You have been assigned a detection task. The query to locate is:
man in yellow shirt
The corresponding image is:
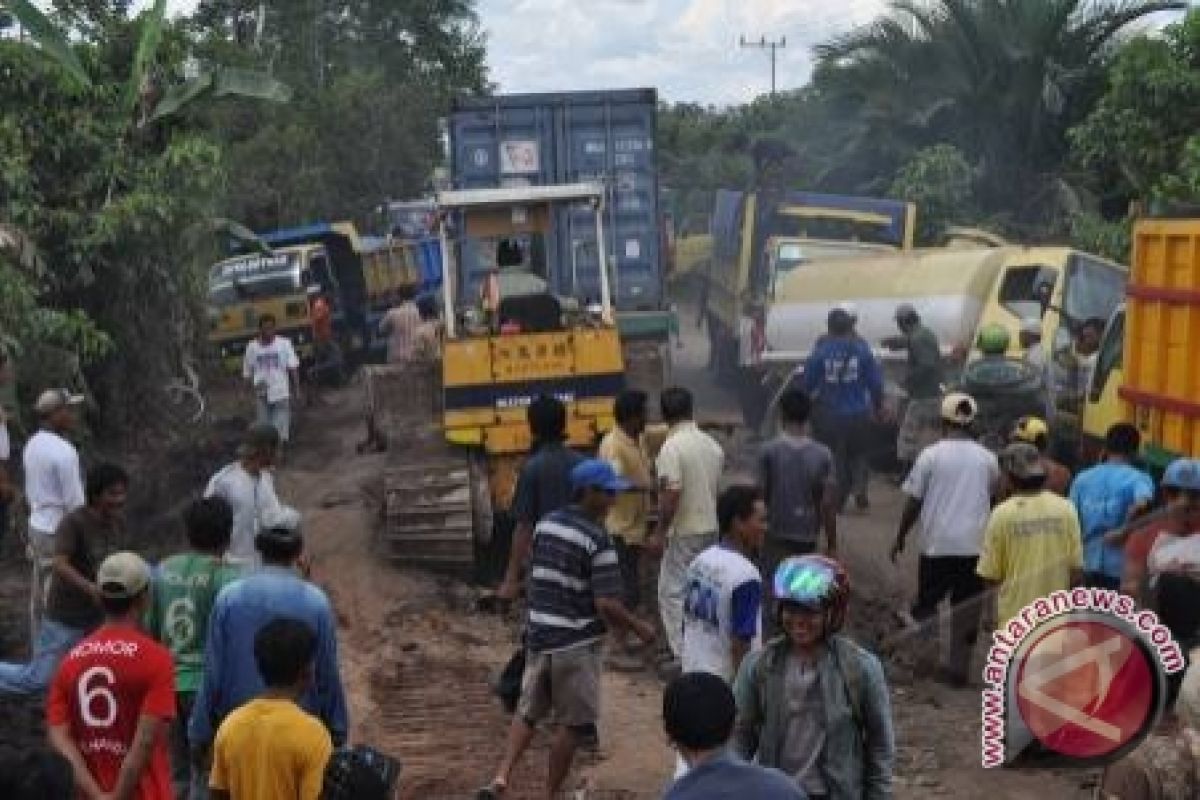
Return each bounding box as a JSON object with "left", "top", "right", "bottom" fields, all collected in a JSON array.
[
  {"left": 210, "top": 618, "right": 332, "bottom": 800},
  {"left": 598, "top": 390, "right": 654, "bottom": 613},
  {"left": 977, "top": 443, "right": 1084, "bottom": 629}
]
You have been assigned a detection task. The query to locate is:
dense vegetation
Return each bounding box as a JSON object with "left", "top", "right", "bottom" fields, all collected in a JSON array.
[
  {"left": 660, "top": 0, "right": 1198, "bottom": 258},
  {"left": 0, "top": 0, "right": 485, "bottom": 439}
]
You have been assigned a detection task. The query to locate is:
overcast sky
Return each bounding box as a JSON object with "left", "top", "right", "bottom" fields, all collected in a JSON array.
[{"left": 136, "top": 1, "right": 1192, "bottom": 106}]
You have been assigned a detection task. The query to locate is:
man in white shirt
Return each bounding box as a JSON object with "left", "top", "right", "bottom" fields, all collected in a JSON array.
[
  {"left": 242, "top": 314, "right": 301, "bottom": 447},
  {"left": 23, "top": 388, "right": 86, "bottom": 640},
  {"left": 682, "top": 484, "right": 767, "bottom": 683},
  {"left": 649, "top": 387, "right": 725, "bottom": 665},
  {"left": 205, "top": 424, "right": 287, "bottom": 566},
  {"left": 890, "top": 392, "right": 999, "bottom": 686}
]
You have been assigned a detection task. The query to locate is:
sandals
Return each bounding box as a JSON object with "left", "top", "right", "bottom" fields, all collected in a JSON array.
[{"left": 476, "top": 779, "right": 507, "bottom": 799}]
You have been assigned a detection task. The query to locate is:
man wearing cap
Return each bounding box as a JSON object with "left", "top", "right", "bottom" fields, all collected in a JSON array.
[
  {"left": 891, "top": 393, "right": 999, "bottom": 686},
  {"left": 478, "top": 459, "right": 656, "bottom": 800},
  {"left": 884, "top": 303, "right": 944, "bottom": 479},
  {"left": 189, "top": 508, "right": 348, "bottom": 773},
  {"left": 0, "top": 463, "right": 128, "bottom": 695},
  {"left": 23, "top": 387, "right": 87, "bottom": 640},
  {"left": 978, "top": 443, "right": 1084, "bottom": 630},
  {"left": 47, "top": 551, "right": 177, "bottom": 800},
  {"left": 204, "top": 423, "right": 287, "bottom": 567},
  {"left": 1005, "top": 416, "right": 1071, "bottom": 498}
]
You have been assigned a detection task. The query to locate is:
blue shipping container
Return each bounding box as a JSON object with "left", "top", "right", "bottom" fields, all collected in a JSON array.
[{"left": 449, "top": 89, "right": 662, "bottom": 314}]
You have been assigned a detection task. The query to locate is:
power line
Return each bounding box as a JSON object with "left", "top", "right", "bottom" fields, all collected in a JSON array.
[{"left": 739, "top": 34, "right": 787, "bottom": 97}]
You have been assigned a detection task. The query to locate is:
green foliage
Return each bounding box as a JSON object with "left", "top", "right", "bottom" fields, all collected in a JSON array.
[
  {"left": 1072, "top": 12, "right": 1200, "bottom": 210},
  {"left": 192, "top": 0, "right": 487, "bottom": 231},
  {"left": 4, "top": 0, "right": 92, "bottom": 86},
  {"left": 889, "top": 145, "right": 976, "bottom": 243},
  {"left": 1068, "top": 211, "right": 1132, "bottom": 262}
]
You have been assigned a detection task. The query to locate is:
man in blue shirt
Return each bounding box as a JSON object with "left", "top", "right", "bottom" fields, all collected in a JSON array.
[
  {"left": 188, "top": 508, "right": 348, "bottom": 769},
  {"left": 1069, "top": 423, "right": 1154, "bottom": 590},
  {"left": 803, "top": 307, "right": 885, "bottom": 514},
  {"left": 663, "top": 671, "right": 805, "bottom": 799}
]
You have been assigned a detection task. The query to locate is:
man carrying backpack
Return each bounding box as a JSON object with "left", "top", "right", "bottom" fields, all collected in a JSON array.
[{"left": 732, "top": 556, "right": 895, "bottom": 800}]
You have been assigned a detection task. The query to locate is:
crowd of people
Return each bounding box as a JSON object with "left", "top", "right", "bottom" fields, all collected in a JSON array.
[{"left": 0, "top": 294, "right": 1199, "bottom": 800}]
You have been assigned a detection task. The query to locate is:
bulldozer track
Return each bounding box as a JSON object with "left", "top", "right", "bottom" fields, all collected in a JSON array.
[{"left": 375, "top": 650, "right": 552, "bottom": 799}]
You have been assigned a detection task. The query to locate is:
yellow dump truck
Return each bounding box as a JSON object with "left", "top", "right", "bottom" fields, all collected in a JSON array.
[
  {"left": 1083, "top": 219, "right": 1200, "bottom": 469},
  {"left": 701, "top": 190, "right": 915, "bottom": 380},
  {"left": 208, "top": 222, "right": 434, "bottom": 370}
]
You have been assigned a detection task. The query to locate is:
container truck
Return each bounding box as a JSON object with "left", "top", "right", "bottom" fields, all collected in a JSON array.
[{"left": 447, "top": 89, "right": 671, "bottom": 393}]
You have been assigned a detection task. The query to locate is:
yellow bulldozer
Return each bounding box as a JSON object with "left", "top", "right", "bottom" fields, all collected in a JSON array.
[{"left": 365, "top": 183, "right": 628, "bottom": 573}]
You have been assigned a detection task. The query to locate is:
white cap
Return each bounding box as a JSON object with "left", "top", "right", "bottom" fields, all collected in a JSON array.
[
  {"left": 262, "top": 505, "right": 302, "bottom": 532},
  {"left": 940, "top": 392, "right": 978, "bottom": 425},
  {"left": 837, "top": 301, "right": 859, "bottom": 321},
  {"left": 1020, "top": 318, "right": 1042, "bottom": 336},
  {"left": 35, "top": 388, "right": 85, "bottom": 415}
]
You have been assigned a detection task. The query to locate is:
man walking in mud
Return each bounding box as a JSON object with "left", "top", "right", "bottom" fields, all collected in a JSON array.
[
  {"left": 478, "top": 460, "right": 656, "bottom": 799},
  {"left": 648, "top": 387, "right": 724, "bottom": 669},
  {"left": 884, "top": 303, "right": 943, "bottom": 481}
]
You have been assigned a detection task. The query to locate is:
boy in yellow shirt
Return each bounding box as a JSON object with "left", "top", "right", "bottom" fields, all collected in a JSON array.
[
  {"left": 977, "top": 443, "right": 1084, "bottom": 629},
  {"left": 210, "top": 618, "right": 332, "bottom": 800}
]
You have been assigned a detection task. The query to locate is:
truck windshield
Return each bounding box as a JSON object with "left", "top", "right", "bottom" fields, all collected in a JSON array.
[
  {"left": 208, "top": 253, "right": 303, "bottom": 308},
  {"left": 1065, "top": 254, "right": 1126, "bottom": 330}
]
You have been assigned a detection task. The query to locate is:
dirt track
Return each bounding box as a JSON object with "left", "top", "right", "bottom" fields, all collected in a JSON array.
[{"left": 274, "top": 308, "right": 1098, "bottom": 799}]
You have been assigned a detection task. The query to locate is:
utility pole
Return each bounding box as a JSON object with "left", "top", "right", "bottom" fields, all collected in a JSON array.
[{"left": 739, "top": 35, "right": 788, "bottom": 97}]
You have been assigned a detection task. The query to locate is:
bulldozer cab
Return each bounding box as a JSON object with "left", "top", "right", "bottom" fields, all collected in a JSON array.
[{"left": 435, "top": 183, "right": 625, "bottom": 457}]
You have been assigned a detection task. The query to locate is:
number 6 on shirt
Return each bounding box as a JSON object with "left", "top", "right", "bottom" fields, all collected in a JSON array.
[{"left": 78, "top": 666, "right": 118, "bottom": 728}]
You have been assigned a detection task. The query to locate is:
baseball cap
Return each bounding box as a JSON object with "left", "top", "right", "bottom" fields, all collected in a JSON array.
[
  {"left": 837, "top": 301, "right": 859, "bottom": 321},
  {"left": 1001, "top": 442, "right": 1047, "bottom": 479},
  {"left": 1163, "top": 458, "right": 1200, "bottom": 492},
  {"left": 940, "top": 392, "right": 978, "bottom": 425},
  {"left": 96, "top": 552, "right": 151, "bottom": 599},
  {"left": 1012, "top": 416, "right": 1049, "bottom": 444},
  {"left": 570, "top": 458, "right": 633, "bottom": 493},
  {"left": 35, "top": 388, "right": 85, "bottom": 415},
  {"left": 1020, "top": 318, "right": 1042, "bottom": 336}
]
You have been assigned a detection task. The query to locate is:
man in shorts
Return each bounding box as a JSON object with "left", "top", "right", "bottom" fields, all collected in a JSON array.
[{"left": 478, "top": 460, "right": 656, "bottom": 799}]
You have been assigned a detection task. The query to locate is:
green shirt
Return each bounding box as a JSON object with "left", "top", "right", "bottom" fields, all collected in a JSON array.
[
  {"left": 148, "top": 553, "right": 243, "bottom": 694},
  {"left": 905, "top": 325, "right": 943, "bottom": 399}
]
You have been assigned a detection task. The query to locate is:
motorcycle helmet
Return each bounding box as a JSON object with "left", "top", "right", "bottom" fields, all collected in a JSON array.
[{"left": 773, "top": 555, "right": 851, "bottom": 634}]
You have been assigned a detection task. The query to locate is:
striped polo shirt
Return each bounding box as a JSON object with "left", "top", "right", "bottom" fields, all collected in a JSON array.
[{"left": 526, "top": 506, "right": 624, "bottom": 653}]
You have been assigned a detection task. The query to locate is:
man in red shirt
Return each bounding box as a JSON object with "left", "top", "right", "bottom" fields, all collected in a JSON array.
[{"left": 47, "top": 552, "right": 176, "bottom": 800}]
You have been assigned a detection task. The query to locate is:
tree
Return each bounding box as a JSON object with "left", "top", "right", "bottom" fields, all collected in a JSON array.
[
  {"left": 815, "top": 0, "right": 1183, "bottom": 222},
  {"left": 0, "top": 1, "right": 287, "bottom": 438},
  {"left": 1071, "top": 11, "right": 1200, "bottom": 208},
  {"left": 889, "top": 144, "right": 978, "bottom": 243}
]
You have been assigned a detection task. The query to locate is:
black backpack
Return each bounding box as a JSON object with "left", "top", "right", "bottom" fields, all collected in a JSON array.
[{"left": 322, "top": 746, "right": 401, "bottom": 800}]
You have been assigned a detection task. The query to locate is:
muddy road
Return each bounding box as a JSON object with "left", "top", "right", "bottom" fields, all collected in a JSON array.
[{"left": 275, "top": 309, "right": 1095, "bottom": 799}]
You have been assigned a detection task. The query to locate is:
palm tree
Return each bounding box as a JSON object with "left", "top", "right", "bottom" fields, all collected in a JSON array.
[{"left": 815, "top": 0, "right": 1184, "bottom": 221}]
